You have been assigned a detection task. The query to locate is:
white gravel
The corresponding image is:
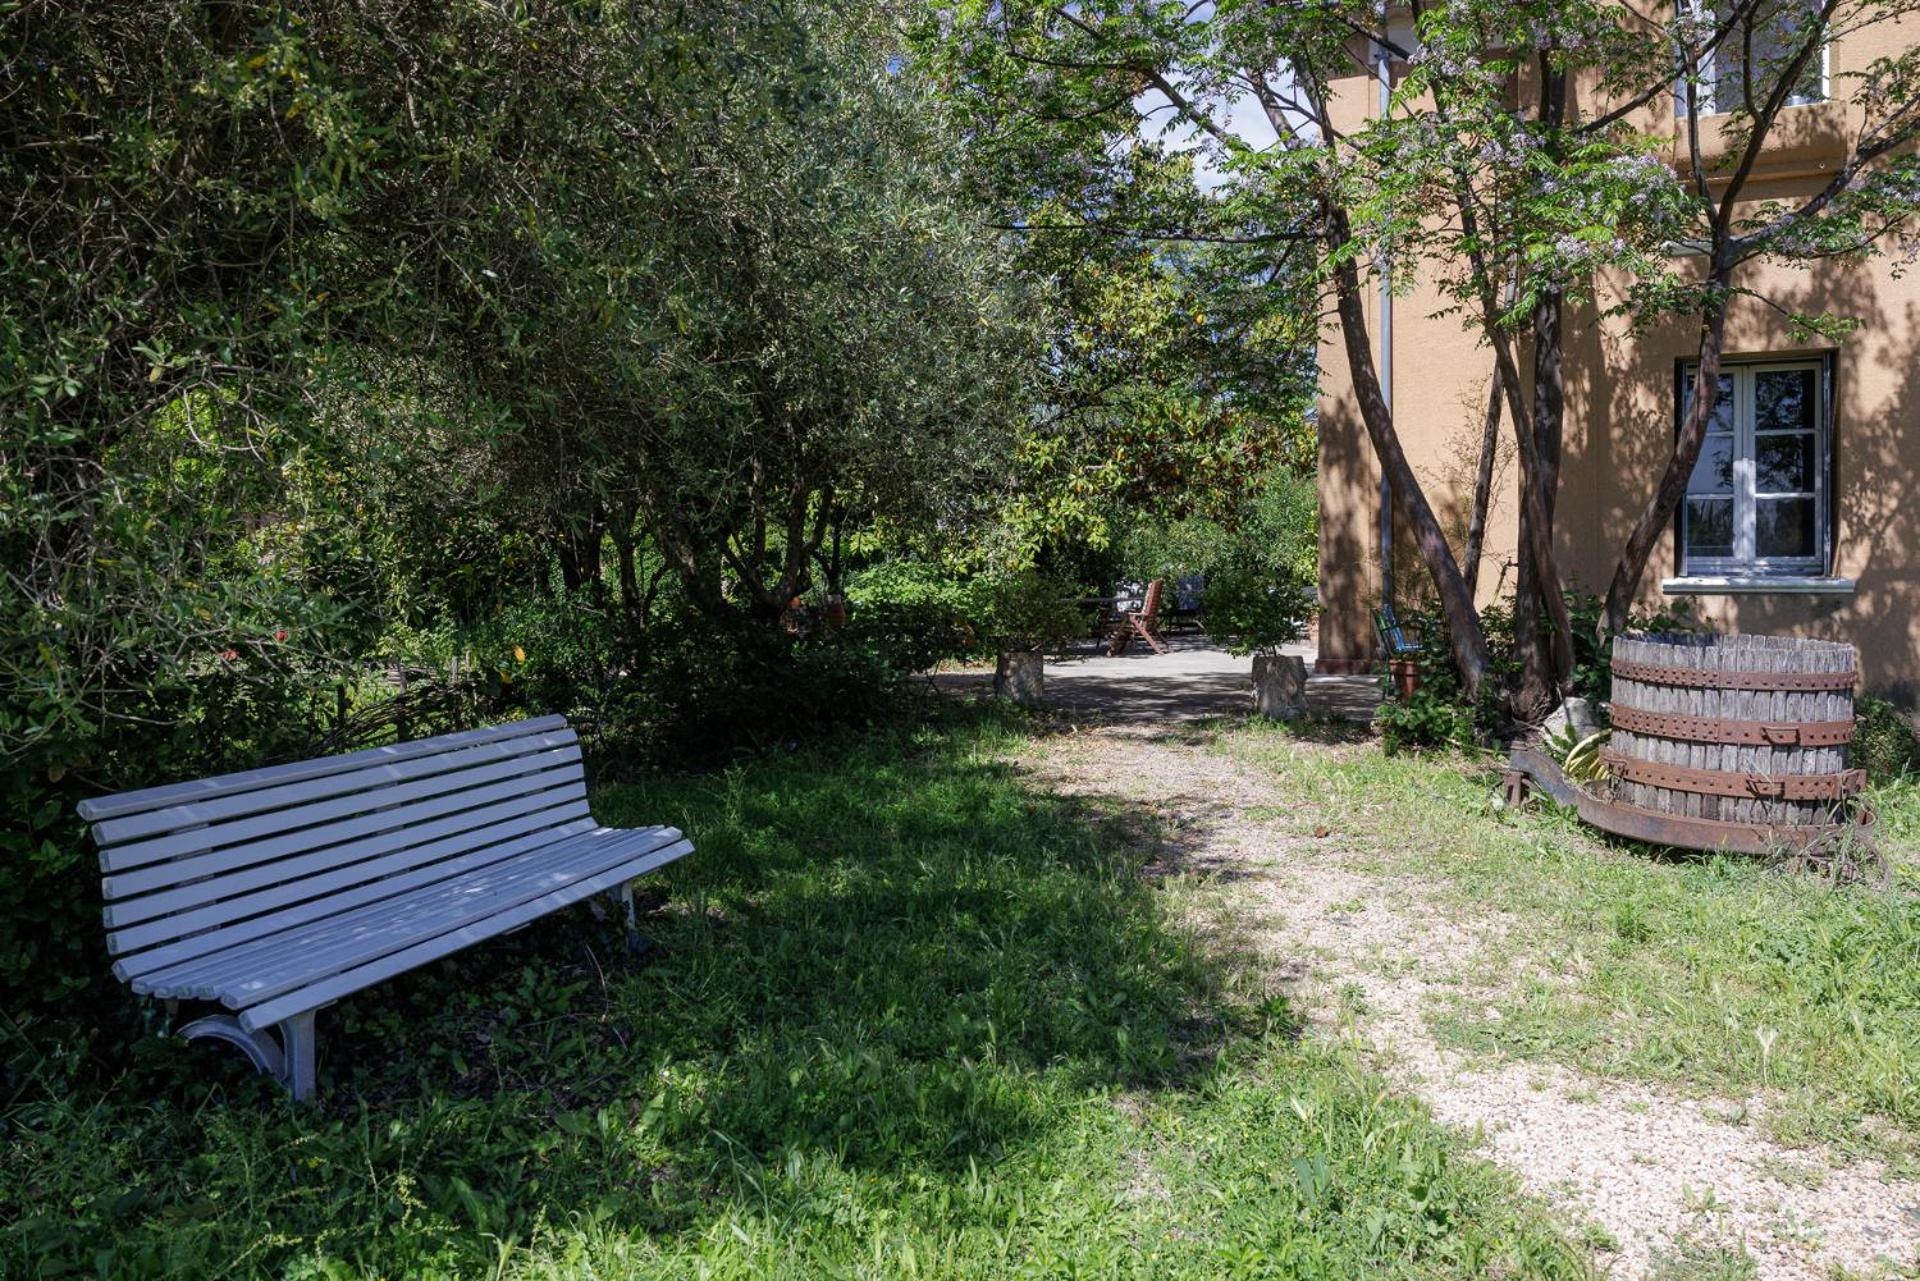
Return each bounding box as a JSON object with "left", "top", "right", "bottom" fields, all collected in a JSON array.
[{"left": 1022, "top": 724, "right": 1920, "bottom": 1280}]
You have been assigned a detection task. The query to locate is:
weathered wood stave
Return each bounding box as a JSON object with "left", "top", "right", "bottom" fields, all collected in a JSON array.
[{"left": 1606, "top": 633, "right": 1858, "bottom": 828}]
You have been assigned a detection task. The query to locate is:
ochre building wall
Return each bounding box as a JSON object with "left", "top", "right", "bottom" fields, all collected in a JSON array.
[{"left": 1315, "top": 23, "right": 1920, "bottom": 700}]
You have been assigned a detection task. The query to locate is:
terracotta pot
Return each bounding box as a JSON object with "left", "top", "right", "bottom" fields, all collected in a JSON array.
[{"left": 1389, "top": 657, "right": 1421, "bottom": 700}]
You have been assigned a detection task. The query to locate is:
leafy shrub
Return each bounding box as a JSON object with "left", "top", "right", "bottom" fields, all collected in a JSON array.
[
  {"left": 967, "top": 568, "right": 1086, "bottom": 654},
  {"left": 1854, "top": 696, "right": 1920, "bottom": 781},
  {"left": 1118, "top": 516, "right": 1230, "bottom": 586},
  {"left": 844, "top": 560, "right": 976, "bottom": 672},
  {"left": 1381, "top": 589, "right": 1700, "bottom": 750},
  {"left": 1203, "top": 552, "right": 1313, "bottom": 658},
  {"left": 610, "top": 613, "right": 924, "bottom": 770},
  {"left": 1376, "top": 686, "right": 1480, "bottom": 754},
  {"left": 1565, "top": 593, "right": 1697, "bottom": 709}
]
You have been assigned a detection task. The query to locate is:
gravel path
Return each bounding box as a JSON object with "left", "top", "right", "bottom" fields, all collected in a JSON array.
[{"left": 1023, "top": 724, "right": 1920, "bottom": 1280}]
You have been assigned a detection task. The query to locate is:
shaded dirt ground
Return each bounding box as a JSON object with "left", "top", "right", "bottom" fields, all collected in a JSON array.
[{"left": 1015, "top": 720, "right": 1920, "bottom": 1281}]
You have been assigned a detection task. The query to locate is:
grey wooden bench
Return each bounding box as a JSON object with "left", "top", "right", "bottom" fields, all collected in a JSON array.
[{"left": 79, "top": 715, "right": 691, "bottom": 1100}]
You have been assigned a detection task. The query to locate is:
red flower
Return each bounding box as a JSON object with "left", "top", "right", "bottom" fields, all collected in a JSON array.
[{"left": 274, "top": 629, "right": 288, "bottom": 642}]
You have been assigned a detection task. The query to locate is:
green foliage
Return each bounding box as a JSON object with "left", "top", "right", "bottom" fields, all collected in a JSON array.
[
  {"left": 1377, "top": 689, "right": 1483, "bottom": 756},
  {"left": 914, "top": 13, "right": 1317, "bottom": 559},
  {"left": 1564, "top": 595, "right": 1698, "bottom": 711},
  {"left": 1119, "top": 516, "right": 1233, "bottom": 587},
  {"left": 1117, "top": 469, "right": 1317, "bottom": 658},
  {"left": 1204, "top": 555, "right": 1314, "bottom": 659},
  {"left": 968, "top": 568, "right": 1088, "bottom": 653},
  {"left": 1380, "top": 590, "right": 1700, "bottom": 750},
  {"left": 1855, "top": 697, "right": 1920, "bottom": 782},
  {"left": 0, "top": 1, "right": 1038, "bottom": 1022},
  {"left": 1, "top": 715, "right": 1586, "bottom": 1279},
  {"left": 843, "top": 560, "right": 978, "bottom": 674}
]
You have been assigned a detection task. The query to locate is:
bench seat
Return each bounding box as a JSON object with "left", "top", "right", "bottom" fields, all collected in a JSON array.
[{"left": 80, "top": 715, "right": 691, "bottom": 1098}]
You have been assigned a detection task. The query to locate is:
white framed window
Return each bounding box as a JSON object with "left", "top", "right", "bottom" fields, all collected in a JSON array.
[
  {"left": 1683, "top": 0, "right": 1828, "bottom": 117},
  {"left": 1680, "top": 358, "right": 1832, "bottom": 578}
]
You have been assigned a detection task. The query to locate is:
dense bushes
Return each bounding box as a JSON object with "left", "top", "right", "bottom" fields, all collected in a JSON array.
[
  {"left": 0, "top": 2, "right": 1038, "bottom": 1044},
  {"left": 1375, "top": 591, "right": 1696, "bottom": 753}
]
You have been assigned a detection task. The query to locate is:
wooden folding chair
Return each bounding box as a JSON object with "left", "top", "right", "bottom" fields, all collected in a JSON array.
[{"left": 1107, "top": 578, "right": 1170, "bottom": 656}]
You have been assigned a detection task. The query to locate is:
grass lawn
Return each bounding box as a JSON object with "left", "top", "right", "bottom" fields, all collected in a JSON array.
[
  {"left": 1220, "top": 720, "right": 1920, "bottom": 1170},
  {"left": 1, "top": 707, "right": 1589, "bottom": 1279}
]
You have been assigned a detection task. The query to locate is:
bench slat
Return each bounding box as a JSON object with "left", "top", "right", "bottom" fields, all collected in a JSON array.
[
  {"left": 234, "top": 836, "right": 692, "bottom": 1033},
  {"left": 103, "top": 776, "right": 585, "bottom": 925},
  {"left": 113, "top": 815, "right": 601, "bottom": 982},
  {"left": 140, "top": 826, "right": 684, "bottom": 1005},
  {"left": 164, "top": 827, "right": 683, "bottom": 1006},
  {"left": 159, "top": 826, "right": 683, "bottom": 1003},
  {"left": 101, "top": 745, "right": 583, "bottom": 875},
  {"left": 90, "top": 728, "right": 579, "bottom": 848},
  {"left": 106, "top": 799, "right": 595, "bottom": 962},
  {"left": 78, "top": 716, "right": 570, "bottom": 823},
  {"left": 102, "top": 753, "right": 582, "bottom": 897}
]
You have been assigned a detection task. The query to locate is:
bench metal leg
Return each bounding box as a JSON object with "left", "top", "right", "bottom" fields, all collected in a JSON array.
[
  {"left": 277, "top": 1011, "right": 318, "bottom": 1101},
  {"left": 179, "top": 1014, "right": 285, "bottom": 1082},
  {"left": 608, "top": 878, "right": 655, "bottom": 957},
  {"left": 178, "top": 1010, "right": 318, "bottom": 1100}
]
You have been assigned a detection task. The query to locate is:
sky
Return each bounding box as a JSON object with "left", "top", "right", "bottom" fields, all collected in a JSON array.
[{"left": 1133, "top": 85, "right": 1283, "bottom": 190}]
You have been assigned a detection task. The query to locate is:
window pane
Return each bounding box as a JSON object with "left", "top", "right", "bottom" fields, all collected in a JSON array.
[
  {"left": 1756, "top": 497, "right": 1816, "bottom": 559},
  {"left": 1754, "top": 368, "right": 1817, "bottom": 433},
  {"left": 1756, "top": 432, "right": 1815, "bottom": 493},
  {"left": 1688, "top": 435, "right": 1736, "bottom": 494},
  {"left": 1681, "top": 370, "right": 1734, "bottom": 433},
  {"left": 1712, "top": 0, "right": 1824, "bottom": 110},
  {"left": 1686, "top": 497, "right": 1735, "bottom": 558}
]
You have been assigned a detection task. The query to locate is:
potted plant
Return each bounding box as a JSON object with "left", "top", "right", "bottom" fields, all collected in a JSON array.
[
  {"left": 1203, "top": 552, "right": 1314, "bottom": 719},
  {"left": 971, "top": 568, "right": 1084, "bottom": 706}
]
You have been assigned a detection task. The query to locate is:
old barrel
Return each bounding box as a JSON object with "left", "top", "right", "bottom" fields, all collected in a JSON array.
[{"left": 1605, "top": 633, "right": 1861, "bottom": 827}]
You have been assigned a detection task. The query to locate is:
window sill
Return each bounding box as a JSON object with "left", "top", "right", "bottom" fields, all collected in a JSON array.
[{"left": 1661, "top": 575, "right": 1855, "bottom": 596}]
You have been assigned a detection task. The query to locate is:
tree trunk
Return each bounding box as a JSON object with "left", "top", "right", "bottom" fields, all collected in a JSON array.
[
  {"left": 1603, "top": 289, "right": 1732, "bottom": 633},
  {"left": 1509, "top": 283, "right": 1571, "bottom": 721},
  {"left": 555, "top": 507, "right": 604, "bottom": 596},
  {"left": 1462, "top": 368, "right": 1502, "bottom": 598},
  {"left": 610, "top": 510, "right": 642, "bottom": 625},
  {"left": 1323, "top": 203, "right": 1491, "bottom": 697}
]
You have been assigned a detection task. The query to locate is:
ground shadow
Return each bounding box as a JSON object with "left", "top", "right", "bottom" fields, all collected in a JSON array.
[{"left": 6, "top": 709, "right": 1294, "bottom": 1276}]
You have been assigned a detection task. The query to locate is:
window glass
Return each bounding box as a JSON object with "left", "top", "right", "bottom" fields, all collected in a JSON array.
[
  {"left": 1756, "top": 497, "right": 1817, "bottom": 558},
  {"left": 1679, "top": 360, "right": 1828, "bottom": 576},
  {"left": 1687, "top": 498, "right": 1736, "bottom": 557},
  {"left": 1754, "top": 367, "right": 1816, "bottom": 432},
  {"left": 1756, "top": 433, "right": 1814, "bottom": 492},
  {"left": 1705, "top": 0, "right": 1824, "bottom": 113}
]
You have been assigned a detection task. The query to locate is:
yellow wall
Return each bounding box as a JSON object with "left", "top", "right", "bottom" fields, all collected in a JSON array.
[{"left": 1315, "top": 25, "right": 1920, "bottom": 699}]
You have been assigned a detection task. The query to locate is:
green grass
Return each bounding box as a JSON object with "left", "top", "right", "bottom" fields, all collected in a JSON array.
[
  {"left": 1220, "top": 721, "right": 1920, "bottom": 1164},
  {"left": 1, "top": 709, "right": 1587, "bottom": 1279}
]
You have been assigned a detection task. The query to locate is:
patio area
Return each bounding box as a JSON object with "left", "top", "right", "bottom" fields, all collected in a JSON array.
[{"left": 933, "top": 633, "right": 1381, "bottom": 725}]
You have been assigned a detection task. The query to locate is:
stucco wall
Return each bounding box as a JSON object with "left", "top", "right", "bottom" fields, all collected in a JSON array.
[{"left": 1315, "top": 28, "right": 1920, "bottom": 699}]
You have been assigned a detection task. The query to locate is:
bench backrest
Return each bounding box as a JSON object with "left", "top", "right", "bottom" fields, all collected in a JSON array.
[
  {"left": 79, "top": 716, "right": 591, "bottom": 985},
  {"left": 1374, "top": 605, "right": 1422, "bottom": 657}
]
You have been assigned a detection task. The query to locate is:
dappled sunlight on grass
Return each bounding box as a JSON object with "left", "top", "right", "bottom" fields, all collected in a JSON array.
[{"left": 2, "top": 711, "right": 1589, "bottom": 1278}]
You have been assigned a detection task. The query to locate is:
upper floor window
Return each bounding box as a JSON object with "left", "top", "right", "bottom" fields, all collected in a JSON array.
[
  {"left": 1686, "top": 0, "right": 1827, "bottom": 116},
  {"left": 1681, "top": 358, "right": 1831, "bottom": 577}
]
